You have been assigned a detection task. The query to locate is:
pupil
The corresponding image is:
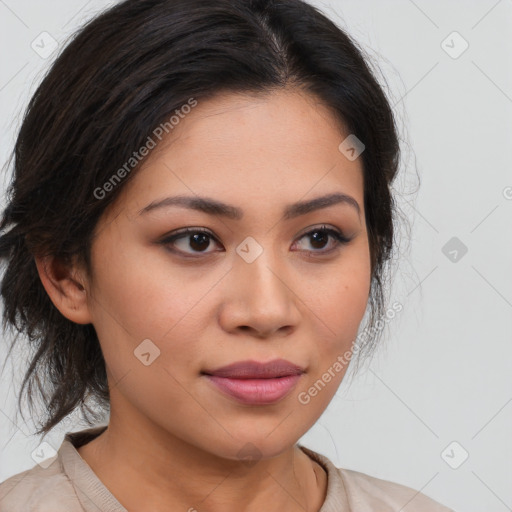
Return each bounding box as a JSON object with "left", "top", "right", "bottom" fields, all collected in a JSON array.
[
  {"left": 310, "top": 231, "right": 327, "bottom": 249},
  {"left": 190, "top": 233, "right": 210, "bottom": 251}
]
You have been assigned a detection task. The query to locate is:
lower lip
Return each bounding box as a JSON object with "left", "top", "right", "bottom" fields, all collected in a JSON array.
[{"left": 204, "top": 374, "right": 302, "bottom": 405}]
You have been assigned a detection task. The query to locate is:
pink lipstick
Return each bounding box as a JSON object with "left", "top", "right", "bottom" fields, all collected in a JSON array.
[{"left": 202, "top": 359, "right": 305, "bottom": 405}]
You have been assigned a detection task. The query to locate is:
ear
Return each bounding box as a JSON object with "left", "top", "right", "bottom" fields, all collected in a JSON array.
[{"left": 34, "top": 254, "right": 93, "bottom": 325}]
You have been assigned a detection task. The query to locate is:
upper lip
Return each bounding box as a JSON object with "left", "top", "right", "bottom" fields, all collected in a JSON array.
[{"left": 202, "top": 359, "right": 305, "bottom": 379}]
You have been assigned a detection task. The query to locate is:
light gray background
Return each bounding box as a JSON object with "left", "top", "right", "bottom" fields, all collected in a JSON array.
[{"left": 0, "top": 1, "right": 511, "bottom": 511}]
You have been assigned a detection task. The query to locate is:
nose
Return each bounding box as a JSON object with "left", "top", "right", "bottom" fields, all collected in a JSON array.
[{"left": 218, "top": 247, "right": 301, "bottom": 339}]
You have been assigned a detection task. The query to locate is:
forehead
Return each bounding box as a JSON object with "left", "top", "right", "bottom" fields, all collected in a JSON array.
[{"left": 104, "top": 89, "right": 365, "bottom": 223}]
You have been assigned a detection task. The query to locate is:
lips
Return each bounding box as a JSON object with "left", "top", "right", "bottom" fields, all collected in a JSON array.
[
  {"left": 202, "top": 358, "right": 305, "bottom": 379},
  {"left": 202, "top": 359, "right": 305, "bottom": 405}
]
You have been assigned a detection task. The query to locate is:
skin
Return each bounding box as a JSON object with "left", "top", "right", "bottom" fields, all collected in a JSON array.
[{"left": 35, "top": 88, "right": 371, "bottom": 512}]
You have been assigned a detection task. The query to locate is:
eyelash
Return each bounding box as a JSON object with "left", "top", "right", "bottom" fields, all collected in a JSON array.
[{"left": 159, "top": 225, "right": 353, "bottom": 258}]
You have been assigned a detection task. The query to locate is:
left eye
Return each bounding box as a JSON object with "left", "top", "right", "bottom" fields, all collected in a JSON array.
[
  {"left": 160, "top": 225, "right": 351, "bottom": 257},
  {"left": 293, "top": 225, "right": 352, "bottom": 253}
]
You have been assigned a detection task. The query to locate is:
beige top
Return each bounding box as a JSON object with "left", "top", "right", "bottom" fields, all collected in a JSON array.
[{"left": 0, "top": 425, "right": 454, "bottom": 511}]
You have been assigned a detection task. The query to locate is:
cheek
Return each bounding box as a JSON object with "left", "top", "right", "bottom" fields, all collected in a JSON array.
[
  {"left": 321, "top": 275, "right": 371, "bottom": 341},
  {"left": 88, "top": 239, "right": 214, "bottom": 341},
  {"left": 86, "top": 246, "right": 211, "bottom": 417},
  {"left": 293, "top": 253, "right": 371, "bottom": 406},
  {"left": 302, "top": 250, "right": 371, "bottom": 343},
  {"left": 87, "top": 241, "right": 230, "bottom": 391}
]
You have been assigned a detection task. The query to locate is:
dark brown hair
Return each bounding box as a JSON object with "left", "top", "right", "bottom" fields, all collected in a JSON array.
[{"left": 0, "top": 0, "right": 402, "bottom": 436}]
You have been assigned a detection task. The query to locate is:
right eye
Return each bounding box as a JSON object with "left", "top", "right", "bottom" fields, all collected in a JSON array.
[{"left": 159, "top": 227, "right": 223, "bottom": 257}]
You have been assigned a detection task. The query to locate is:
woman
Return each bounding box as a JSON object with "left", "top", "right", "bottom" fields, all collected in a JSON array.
[{"left": 0, "top": 0, "right": 454, "bottom": 510}]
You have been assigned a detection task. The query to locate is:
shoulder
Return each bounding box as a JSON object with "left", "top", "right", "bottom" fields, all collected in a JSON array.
[
  {"left": 0, "top": 460, "right": 83, "bottom": 512},
  {"left": 299, "top": 445, "right": 455, "bottom": 512},
  {"left": 338, "top": 467, "right": 455, "bottom": 512}
]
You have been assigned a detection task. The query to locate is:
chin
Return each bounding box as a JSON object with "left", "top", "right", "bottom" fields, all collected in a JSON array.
[{"left": 206, "top": 431, "right": 299, "bottom": 464}]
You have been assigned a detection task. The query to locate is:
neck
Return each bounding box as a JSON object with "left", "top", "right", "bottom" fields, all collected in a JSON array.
[{"left": 77, "top": 413, "right": 327, "bottom": 512}]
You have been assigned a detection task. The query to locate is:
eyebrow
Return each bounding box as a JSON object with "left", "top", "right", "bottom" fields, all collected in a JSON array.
[{"left": 138, "top": 192, "right": 361, "bottom": 220}]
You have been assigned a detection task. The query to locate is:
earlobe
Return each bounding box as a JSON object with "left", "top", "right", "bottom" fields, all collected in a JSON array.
[{"left": 34, "top": 254, "right": 93, "bottom": 325}]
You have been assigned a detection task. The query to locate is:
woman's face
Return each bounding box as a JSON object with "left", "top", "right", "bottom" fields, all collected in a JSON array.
[{"left": 84, "top": 89, "right": 371, "bottom": 460}]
